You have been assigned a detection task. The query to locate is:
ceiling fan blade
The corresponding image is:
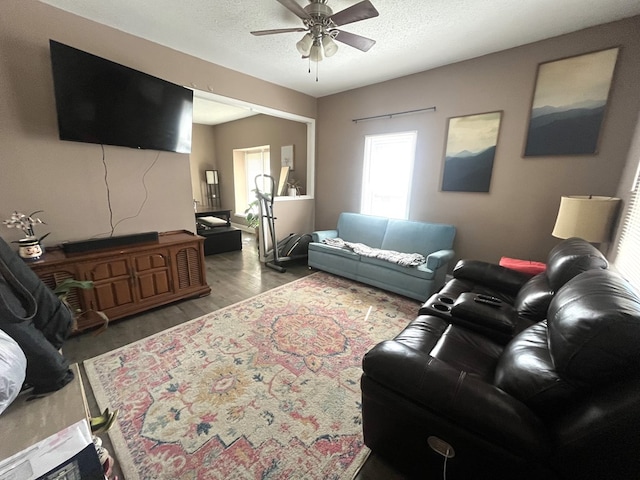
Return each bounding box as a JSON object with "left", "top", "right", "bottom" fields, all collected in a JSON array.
[
  {"left": 330, "top": 0, "right": 379, "bottom": 27},
  {"left": 251, "top": 27, "right": 308, "bottom": 36},
  {"left": 276, "top": 0, "right": 311, "bottom": 20},
  {"left": 334, "top": 30, "right": 376, "bottom": 52}
]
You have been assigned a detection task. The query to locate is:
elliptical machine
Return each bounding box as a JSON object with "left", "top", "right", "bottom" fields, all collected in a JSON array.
[{"left": 254, "top": 174, "right": 311, "bottom": 273}]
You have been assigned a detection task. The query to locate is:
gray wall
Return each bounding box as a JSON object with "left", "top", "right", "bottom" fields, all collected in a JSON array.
[
  {"left": 0, "top": 1, "right": 316, "bottom": 245},
  {"left": 211, "top": 114, "right": 308, "bottom": 224},
  {"left": 2, "top": 1, "right": 639, "bottom": 266},
  {"left": 191, "top": 124, "right": 217, "bottom": 206},
  {"left": 316, "top": 16, "right": 640, "bottom": 263}
]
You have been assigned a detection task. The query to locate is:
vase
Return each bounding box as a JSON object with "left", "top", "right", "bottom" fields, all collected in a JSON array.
[{"left": 18, "top": 237, "right": 44, "bottom": 261}]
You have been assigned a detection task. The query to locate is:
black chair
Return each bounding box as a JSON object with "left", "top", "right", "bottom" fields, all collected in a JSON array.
[
  {"left": 419, "top": 237, "right": 608, "bottom": 343},
  {"left": 361, "top": 268, "right": 640, "bottom": 479}
]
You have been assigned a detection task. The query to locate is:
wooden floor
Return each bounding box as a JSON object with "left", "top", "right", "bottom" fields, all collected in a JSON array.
[{"left": 64, "top": 231, "right": 407, "bottom": 480}]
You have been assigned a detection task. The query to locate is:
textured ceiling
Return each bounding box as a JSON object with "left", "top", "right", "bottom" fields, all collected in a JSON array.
[{"left": 41, "top": 0, "right": 640, "bottom": 98}]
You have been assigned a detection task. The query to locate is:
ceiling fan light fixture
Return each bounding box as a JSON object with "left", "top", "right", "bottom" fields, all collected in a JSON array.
[
  {"left": 309, "top": 42, "right": 324, "bottom": 62},
  {"left": 322, "top": 36, "right": 338, "bottom": 57},
  {"left": 296, "top": 33, "right": 313, "bottom": 56}
]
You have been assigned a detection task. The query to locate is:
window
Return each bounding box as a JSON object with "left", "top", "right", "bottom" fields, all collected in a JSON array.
[
  {"left": 361, "top": 131, "right": 417, "bottom": 219},
  {"left": 233, "top": 146, "right": 270, "bottom": 215},
  {"left": 614, "top": 162, "right": 640, "bottom": 293}
]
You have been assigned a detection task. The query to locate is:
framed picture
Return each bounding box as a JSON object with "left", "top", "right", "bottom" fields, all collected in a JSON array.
[
  {"left": 281, "top": 145, "right": 294, "bottom": 171},
  {"left": 441, "top": 111, "right": 502, "bottom": 193},
  {"left": 524, "top": 47, "right": 619, "bottom": 156}
]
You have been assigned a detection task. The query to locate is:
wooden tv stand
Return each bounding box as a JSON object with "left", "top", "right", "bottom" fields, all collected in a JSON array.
[{"left": 29, "top": 230, "right": 211, "bottom": 333}]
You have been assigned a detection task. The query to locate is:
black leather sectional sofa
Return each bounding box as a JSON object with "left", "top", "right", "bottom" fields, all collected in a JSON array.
[{"left": 361, "top": 238, "right": 640, "bottom": 479}]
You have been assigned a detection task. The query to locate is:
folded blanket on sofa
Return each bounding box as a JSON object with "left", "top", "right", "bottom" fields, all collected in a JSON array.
[{"left": 322, "top": 237, "right": 426, "bottom": 267}]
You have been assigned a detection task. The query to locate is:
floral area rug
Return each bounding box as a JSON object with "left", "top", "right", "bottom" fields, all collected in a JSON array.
[{"left": 84, "top": 272, "right": 419, "bottom": 480}]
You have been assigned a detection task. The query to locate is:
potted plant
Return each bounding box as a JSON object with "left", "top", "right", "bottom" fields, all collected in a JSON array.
[
  {"left": 244, "top": 189, "right": 270, "bottom": 250},
  {"left": 53, "top": 278, "right": 109, "bottom": 334},
  {"left": 244, "top": 190, "right": 262, "bottom": 249},
  {"left": 286, "top": 178, "right": 302, "bottom": 197},
  {"left": 3, "top": 210, "right": 51, "bottom": 260},
  {"left": 244, "top": 197, "right": 261, "bottom": 231}
]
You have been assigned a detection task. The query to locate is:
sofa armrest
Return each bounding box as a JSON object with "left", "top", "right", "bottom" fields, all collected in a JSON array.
[
  {"left": 453, "top": 259, "right": 533, "bottom": 296},
  {"left": 363, "top": 340, "right": 550, "bottom": 458},
  {"left": 426, "top": 249, "right": 455, "bottom": 270},
  {"left": 450, "top": 293, "right": 517, "bottom": 334},
  {"left": 311, "top": 229, "right": 338, "bottom": 243}
]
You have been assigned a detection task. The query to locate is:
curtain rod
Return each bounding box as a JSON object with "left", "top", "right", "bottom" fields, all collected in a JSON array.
[{"left": 352, "top": 106, "right": 436, "bottom": 123}]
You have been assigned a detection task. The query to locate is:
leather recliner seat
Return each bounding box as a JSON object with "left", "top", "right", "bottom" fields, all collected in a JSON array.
[
  {"left": 361, "top": 268, "right": 640, "bottom": 479},
  {"left": 419, "top": 237, "right": 608, "bottom": 342}
]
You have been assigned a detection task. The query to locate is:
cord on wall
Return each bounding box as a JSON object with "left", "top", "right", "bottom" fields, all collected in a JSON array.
[
  {"left": 95, "top": 145, "right": 160, "bottom": 238},
  {"left": 100, "top": 144, "right": 115, "bottom": 236}
]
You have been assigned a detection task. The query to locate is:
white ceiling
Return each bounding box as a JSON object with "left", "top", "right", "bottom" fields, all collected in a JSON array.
[
  {"left": 41, "top": 0, "right": 640, "bottom": 100},
  {"left": 192, "top": 93, "right": 258, "bottom": 125}
]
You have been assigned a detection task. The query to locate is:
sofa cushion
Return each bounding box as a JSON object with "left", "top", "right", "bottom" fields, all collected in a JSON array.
[
  {"left": 513, "top": 274, "right": 554, "bottom": 322},
  {"left": 494, "top": 322, "right": 576, "bottom": 414},
  {"left": 545, "top": 237, "right": 607, "bottom": 292},
  {"left": 547, "top": 269, "right": 640, "bottom": 387},
  {"left": 337, "top": 212, "right": 388, "bottom": 247},
  {"left": 430, "top": 324, "right": 504, "bottom": 382},
  {"left": 381, "top": 219, "right": 456, "bottom": 256},
  {"left": 393, "top": 315, "right": 449, "bottom": 355},
  {"left": 439, "top": 277, "right": 518, "bottom": 305},
  {"left": 308, "top": 242, "right": 361, "bottom": 261},
  {"left": 359, "top": 256, "right": 435, "bottom": 279},
  {"left": 453, "top": 260, "right": 532, "bottom": 297}
]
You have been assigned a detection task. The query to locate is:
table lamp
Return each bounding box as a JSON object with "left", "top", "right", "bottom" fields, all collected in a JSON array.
[
  {"left": 552, "top": 195, "right": 621, "bottom": 243},
  {"left": 205, "top": 170, "right": 220, "bottom": 208}
]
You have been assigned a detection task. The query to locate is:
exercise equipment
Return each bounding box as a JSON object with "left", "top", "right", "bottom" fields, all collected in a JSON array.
[{"left": 254, "top": 174, "right": 311, "bottom": 273}]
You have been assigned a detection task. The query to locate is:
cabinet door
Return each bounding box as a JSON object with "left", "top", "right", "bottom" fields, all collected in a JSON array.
[
  {"left": 172, "top": 243, "right": 206, "bottom": 292},
  {"left": 30, "top": 263, "right": 109, "bottom": 332},
  {"left": 79, "top": 256, "right": 136, "bottom": 316},
  {"left": 30, "top": 264, "right": 85, "bottom": 320},
  {"left": 131, "top": 250, "right": 173, "bottom": 302}
]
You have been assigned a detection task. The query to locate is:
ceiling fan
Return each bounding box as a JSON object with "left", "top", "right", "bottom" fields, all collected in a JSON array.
[{"left": 251, "top": 0, "right": 379, "bottom": 62}]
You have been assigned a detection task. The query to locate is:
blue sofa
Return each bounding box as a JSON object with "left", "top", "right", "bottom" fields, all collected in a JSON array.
[{"left": 308, "top": 213, "right": 456, "bottom": 301}]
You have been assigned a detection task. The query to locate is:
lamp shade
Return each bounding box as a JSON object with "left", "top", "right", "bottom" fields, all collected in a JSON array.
[
  {"left": 296, "top": 33, "right": 313, "bottom": 56},
  {"left": 552, "top": 195, "right": 621, "bottom": 243},
  {"left": 322, "top": 36, "right": 338, "bottom": 57},
  {"left": 205, "top": 170, "right": 218, "bottom": 185},
  {"left": 309, "top": 42, "right": 324, "bottom": 62}
]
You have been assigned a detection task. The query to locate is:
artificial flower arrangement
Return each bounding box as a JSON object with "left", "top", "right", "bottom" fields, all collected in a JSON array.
[
  {"left": 3, "top": 210, "right": 50, "bottom": 242},
  {"left": 286, "top": 178, "right": 302, "bottom": 196}
]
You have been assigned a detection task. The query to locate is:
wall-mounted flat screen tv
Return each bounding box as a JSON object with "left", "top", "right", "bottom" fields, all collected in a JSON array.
[{"left": 49, "top": 40, "right": 193, "bottom": 154}]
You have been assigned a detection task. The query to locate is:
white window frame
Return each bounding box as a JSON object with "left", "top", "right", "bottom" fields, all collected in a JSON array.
[
  {"left": 233, "top": 145, "right": 270, "bottom": 217},
  {"left": 361, "top": 131, "right": 417, "bottom": 220},
  {"left": 614, "top": 161, "right": 640, "bottom": 293}
]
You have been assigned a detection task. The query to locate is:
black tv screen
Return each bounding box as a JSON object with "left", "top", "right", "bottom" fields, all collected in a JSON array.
[{"left": 49, "top": 40, "right": 192, "bottom": 154}]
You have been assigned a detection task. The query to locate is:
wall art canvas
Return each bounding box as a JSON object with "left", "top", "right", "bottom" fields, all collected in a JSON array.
[
  {"left": 524, "top": 47, "right": 619, "bottom": 156},
  {"left": 281, "top": 145, "right": 294, "bottom": 170},
  {"left": 441, "top": 111, "right": 502, "bottom": 192}
]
